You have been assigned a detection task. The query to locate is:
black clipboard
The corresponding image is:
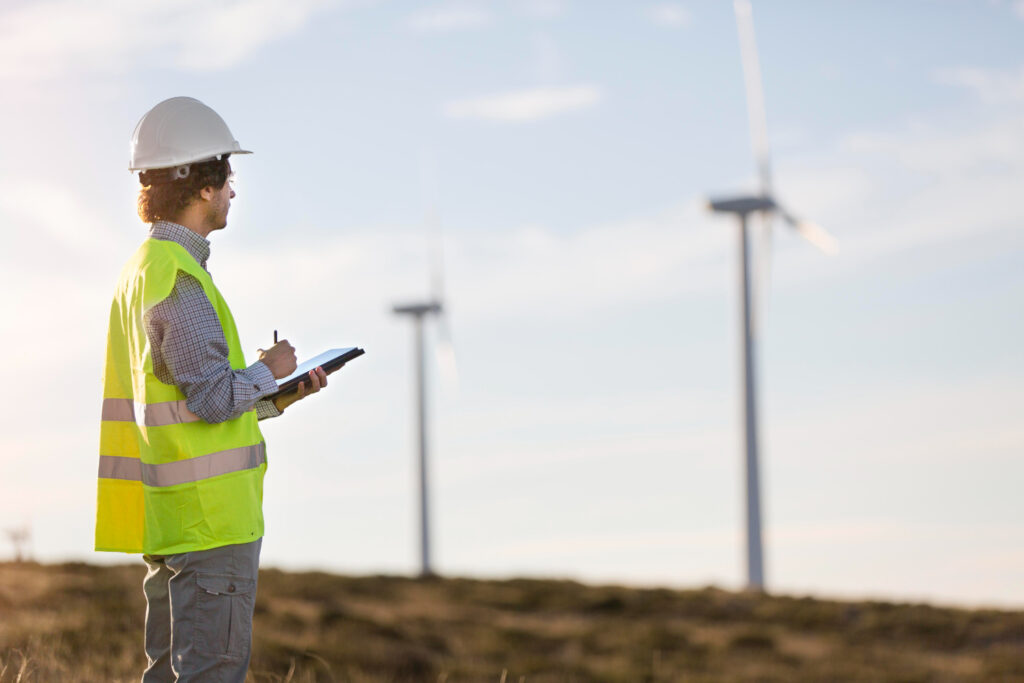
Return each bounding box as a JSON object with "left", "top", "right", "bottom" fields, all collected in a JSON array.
[{"left": 266, "top": 347, "right": 365, "bottom": 400}]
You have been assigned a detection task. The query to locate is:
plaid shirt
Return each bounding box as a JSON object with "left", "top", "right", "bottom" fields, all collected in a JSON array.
[{"left": 143, "top": 221, "right": 280, "bottom": 422}]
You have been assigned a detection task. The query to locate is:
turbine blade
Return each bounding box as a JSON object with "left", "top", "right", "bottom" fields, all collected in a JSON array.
[
  {"left": 427, "top": 208, "right": 459, "bottom": 392},
  {"left": 427, "top": 206, "right": 445, "bottom": 302},
  {"left": 436, "top": 313, "right": 460, "bottom": 393},
  {"left": 793, "top": 220, "right": 839, "bottom": 255},
  {"left": 735, "top": 0, "right": 777, "bottom": 334},
  {"left": 734, "top": 0, "right": 772, "bottom": 195},
  {"left": 780, "top": 209, "right": 839, "bottom": 255}
]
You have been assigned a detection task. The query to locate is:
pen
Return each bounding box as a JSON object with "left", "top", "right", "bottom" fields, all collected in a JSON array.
[{"left": 274, "top": 330, "right": 278, "bottom": 344}]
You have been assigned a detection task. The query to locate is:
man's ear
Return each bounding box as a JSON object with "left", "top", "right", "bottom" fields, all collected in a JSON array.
[{"left": 198, "top": 186, "right": 216, "bottom": 201}]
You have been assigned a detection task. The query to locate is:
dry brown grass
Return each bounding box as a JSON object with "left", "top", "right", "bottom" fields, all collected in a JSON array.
[{"left": 2, "top": 562, "right": 1023, "bottom": 682}]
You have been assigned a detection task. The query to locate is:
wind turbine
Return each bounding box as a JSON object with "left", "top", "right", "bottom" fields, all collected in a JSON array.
[
  {"left": 392, "top": 207, "right": 457, "bottom": 579},
  {"left": 708, "top": 0, "right": 838, "bottom": 592}
]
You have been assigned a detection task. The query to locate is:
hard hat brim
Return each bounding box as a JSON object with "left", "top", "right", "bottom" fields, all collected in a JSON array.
[{"left": 129, "top": 149, "right": 252, "bottom": 173}]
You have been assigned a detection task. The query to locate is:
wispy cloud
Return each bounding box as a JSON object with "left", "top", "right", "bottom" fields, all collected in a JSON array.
[
  {"left": 0, "top": 0, "right": 338, "bottom": 80},
  {"left": 934, "top": 65, "right": 1024, "bottom": 104},
  {"left": 406, "top": 4, "right": 492, "bottom": 32},
  {"left": 646, "top": 3, "right": 691, "bottom": 28},
  {"left": 444, "top": 84, "right": 603, "bottom": 122}
]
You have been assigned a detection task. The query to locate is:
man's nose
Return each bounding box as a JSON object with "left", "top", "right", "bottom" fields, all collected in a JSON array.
[{"left": 230, "top": 188, "right": 236, "bottom": 199}]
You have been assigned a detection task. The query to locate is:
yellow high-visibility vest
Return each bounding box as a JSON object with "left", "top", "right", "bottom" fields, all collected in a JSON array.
[{"left": 95, "top": 237, "right": 267, "bottom": 555}]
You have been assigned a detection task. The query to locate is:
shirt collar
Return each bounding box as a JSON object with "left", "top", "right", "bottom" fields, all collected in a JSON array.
[{"left": 149, "top": 221, "right": 211, "bottom": 269}]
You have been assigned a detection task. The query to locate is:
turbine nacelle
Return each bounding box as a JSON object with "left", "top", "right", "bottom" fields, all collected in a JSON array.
[
  {"left": 393, "top": 301, "right": 443, "bottom": 317},
  {"left": 708, "top": 195, "right": 775, "bottom": 216}
]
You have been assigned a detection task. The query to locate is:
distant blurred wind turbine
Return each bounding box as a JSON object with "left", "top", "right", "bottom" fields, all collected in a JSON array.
[
  {"left": 393, "top": 175, "right": 458, "bottom": 578},
  {"left": 5, "top": 524, "right": 32, "bottom": 562},
  {"left": 707, "top": 0, "right": 838, "bottom": 592}
]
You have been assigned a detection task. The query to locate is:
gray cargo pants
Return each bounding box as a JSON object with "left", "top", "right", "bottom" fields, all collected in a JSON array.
[{"left": 141, "top": 539, "right": 262, "bottom": 683}]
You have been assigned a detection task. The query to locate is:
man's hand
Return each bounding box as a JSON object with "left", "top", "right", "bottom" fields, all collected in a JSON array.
[
  {"left": 258, "top": 340, "right": 297, "bottom": 379},
  {"left": 273, "top": 366, "right": 328, "bottom": 413}
]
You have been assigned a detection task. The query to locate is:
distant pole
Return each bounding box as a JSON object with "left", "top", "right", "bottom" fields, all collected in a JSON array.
[
  {"left": 709, "top": 195, "right": 773, "bottom": 592},
  {"left": 738, "top": 212, "right": 764, "bottom": 591},
  {"left": 393, "top": 301, "right": 442, "bottom": 578},
  {"left": 5, "top": 525, "right": 32, "bottom": 563}
]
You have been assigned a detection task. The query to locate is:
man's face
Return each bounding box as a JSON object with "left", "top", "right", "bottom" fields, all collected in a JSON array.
[{"left": 204, "top": 175, "right": 235, "bottom": 232}]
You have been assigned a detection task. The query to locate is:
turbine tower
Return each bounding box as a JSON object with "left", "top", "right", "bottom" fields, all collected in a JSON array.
[
  {"left": 393, "top": 300, "right": 443, "bottom": 578},
  {"left": 709, "top": 0, "right": 838, "bottom": 592}
]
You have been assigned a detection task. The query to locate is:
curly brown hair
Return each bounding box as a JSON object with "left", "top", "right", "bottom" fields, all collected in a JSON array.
[{"left": 137, "top": 157, "right": 232, "bottom": 223}]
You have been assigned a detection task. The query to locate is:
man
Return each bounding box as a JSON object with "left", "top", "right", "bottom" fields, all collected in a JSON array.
[{"left": 95, "top": 96, "right": 327, "bottom": 682}]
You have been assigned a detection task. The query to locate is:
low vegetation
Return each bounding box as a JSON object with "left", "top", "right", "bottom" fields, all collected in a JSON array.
[{"left": 1, "top": 562, "right": 1023, "bottom": 681}]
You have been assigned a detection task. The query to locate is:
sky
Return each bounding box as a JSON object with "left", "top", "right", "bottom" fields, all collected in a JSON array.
[{"left": 0, "top": 0, "right": 1022, "bottom": 609}]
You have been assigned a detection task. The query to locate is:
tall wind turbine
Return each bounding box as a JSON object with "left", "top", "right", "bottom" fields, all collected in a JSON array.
[
  {"left": 708, "top": 0, "right": 838, "bottom": 592},
  {"left": 392, "top": 207, "right": 457, "bottom": 579}
]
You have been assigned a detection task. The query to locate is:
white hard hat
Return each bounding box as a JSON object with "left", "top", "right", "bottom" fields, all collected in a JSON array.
[{"left": 129, "top": 96, "right": 251, "bottom": 172}]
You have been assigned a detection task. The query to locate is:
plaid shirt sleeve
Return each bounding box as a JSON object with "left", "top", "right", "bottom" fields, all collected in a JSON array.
[{"left": 144, "top": 271, "right": 281, "bottom": 423}]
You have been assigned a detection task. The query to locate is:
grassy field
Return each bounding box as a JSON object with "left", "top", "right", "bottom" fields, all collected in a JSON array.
[{"left": 1, "top": 562, "right": 1023, "bottom": 682}]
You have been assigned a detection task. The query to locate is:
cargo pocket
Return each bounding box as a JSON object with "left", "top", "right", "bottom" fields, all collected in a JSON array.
[{"left": 195, "top": 573, "right": 256, "bottom": 659}]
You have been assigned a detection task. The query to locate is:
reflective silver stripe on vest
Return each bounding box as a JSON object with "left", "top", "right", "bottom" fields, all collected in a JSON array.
[
  {"left": 97, "top": 455, "right": 143, "bottom": 481},
  {"left": 101, "top": 398, "right": 135, "bottom": 422},
  {"left": 97, "top": 443, "right": 265, "bottom": 487},
  {"left": 101, "top": 398, "right": 200, "bottom": 427}
]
